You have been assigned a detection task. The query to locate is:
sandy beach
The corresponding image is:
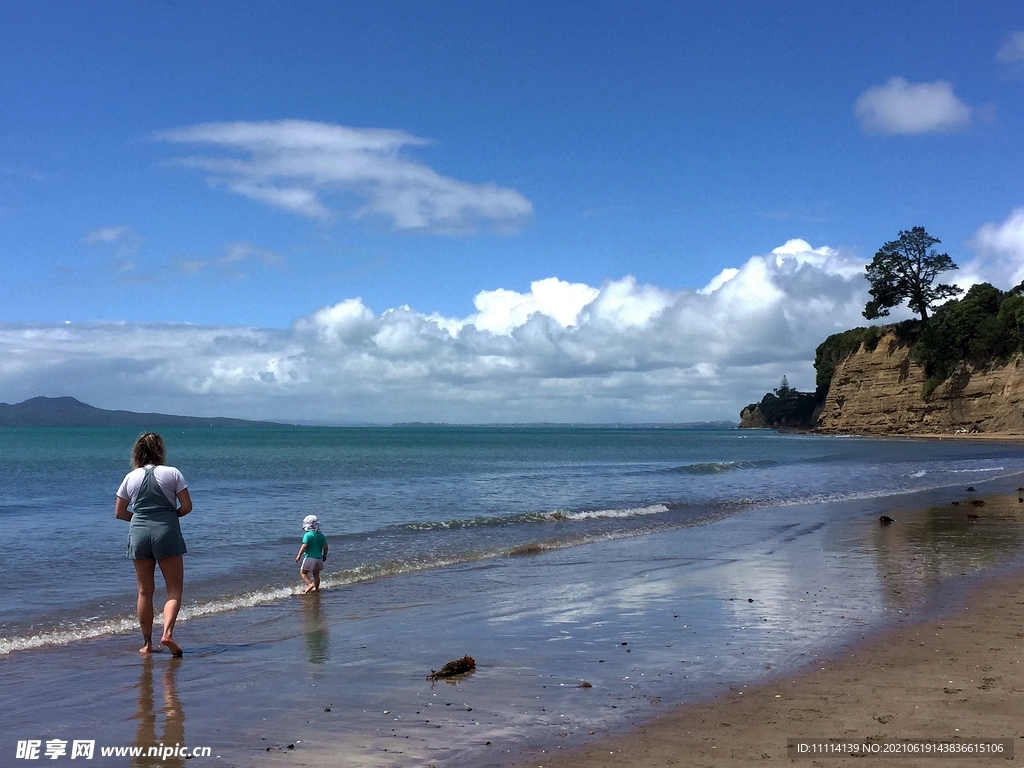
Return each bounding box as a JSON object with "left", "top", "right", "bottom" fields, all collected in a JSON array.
[{"left": 529, "top": 494, "right": 1024, "bottom": 768}]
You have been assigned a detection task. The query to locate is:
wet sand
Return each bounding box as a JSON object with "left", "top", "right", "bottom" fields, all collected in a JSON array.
[
  {"left": 529, "top": 494, "right": 1024, "bottom": 768},
  {"left": 247, "top": 487, "right": 1024, "bottom": 768}
]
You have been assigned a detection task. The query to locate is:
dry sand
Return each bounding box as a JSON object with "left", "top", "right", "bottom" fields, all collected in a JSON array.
[{"left": 529, "top": 495, "right": 1024, "bottom": 768}]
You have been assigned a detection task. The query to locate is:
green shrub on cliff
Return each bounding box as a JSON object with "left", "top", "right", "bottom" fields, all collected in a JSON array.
[
  {"left": 814, "top": 327, "right": 870, "bottom": 396},
  {"left": 912, "top": 281, "right": 1024, "bottom": 397}
]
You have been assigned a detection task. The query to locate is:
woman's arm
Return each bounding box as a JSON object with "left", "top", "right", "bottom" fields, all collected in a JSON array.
[
  {"left": 114, "top": 496, "right": 132, "bottom": 521},
  {"left": 176, "top": 488, "right": 193, "bottom": 518},
  {"left": 295, "top": 542, "right": 308, "bottom": 563}
]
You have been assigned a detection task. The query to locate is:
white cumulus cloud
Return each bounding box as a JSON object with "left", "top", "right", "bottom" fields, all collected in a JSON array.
[
  {"left": 961, "top": 208, "right": 1024, "bottom": 290},
  {"left": 854, "top": 77, "right": 970, "bottom": 135},
  {"left": 0, "top": 239, "right": 879, "bottom": 423},
  {"left": 470, "top": 278, "right": 600, "bottom": 335},
  {"left": 154, "top": 120, "right": 533, "bottom": 233}
]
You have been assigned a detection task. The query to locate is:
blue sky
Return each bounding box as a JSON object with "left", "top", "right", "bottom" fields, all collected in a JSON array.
[{"left": 2, "top": 2, "right": 1023, "bottom": 422}]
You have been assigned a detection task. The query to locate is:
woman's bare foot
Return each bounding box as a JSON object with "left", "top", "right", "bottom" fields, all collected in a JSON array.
[
  {"left": 161, "top": 636, "right": 183, "bottom": 657},
  {"left": 139, "top": 644, "right": 162, "bottom": 654},
  {"left": 304, "top": 583, "right": 316, "bottom": 594}
]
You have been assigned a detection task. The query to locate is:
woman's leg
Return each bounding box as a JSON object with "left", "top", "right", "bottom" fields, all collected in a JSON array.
[
  {"left": 133, "top": 559, "right": 157, "bottom": 653},
  {"left": 157, "top": 555, "right": 184, "bottom": 657}
]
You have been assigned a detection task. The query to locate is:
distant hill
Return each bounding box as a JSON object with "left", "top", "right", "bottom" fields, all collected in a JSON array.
[
  {"left": 389, "top": 421, "right": 738, "bottom": 429},
  {"left": 0, "top": 396, "right": 274, "bottom": 428}
]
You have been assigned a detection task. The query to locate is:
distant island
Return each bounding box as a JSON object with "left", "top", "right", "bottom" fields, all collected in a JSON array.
[
  {"left": 0, "top": 396, "right": 276, "bottom": 428},
  {"left": 390, "top": 421, "right": 738, "bottom": 429},
  {"left": 1, "top": 398, "right": 740, "bottom": 430}
]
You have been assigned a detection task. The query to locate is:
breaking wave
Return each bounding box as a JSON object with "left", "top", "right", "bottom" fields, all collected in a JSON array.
[
  {"left": 398, "top": 504, "right": 670, "bottom": 531},
  {"left": 668, "top": 460, "right": 780, "bottom": 475}
]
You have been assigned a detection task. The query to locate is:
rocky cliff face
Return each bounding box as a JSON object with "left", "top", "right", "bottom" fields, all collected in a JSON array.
[
  {"left": 739, "top": 404, "right": 766, "bottom": 428},
  {"left": 815, "top": 332, "right": 1024, "bottom": 434}
]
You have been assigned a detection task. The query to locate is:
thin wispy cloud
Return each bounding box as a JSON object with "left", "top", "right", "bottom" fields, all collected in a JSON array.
[
  {"left": 755, "top": 210, "right": 829, "bottom": 223},
  {"left": 997, "top": 31, "right": 1024, "bottom": 76},
  {"left": 83, "top": 225, "right": 135, "bottom": 245},
  {"left": 154, "top": 120, "right": 534, "bottom": 234},
  {"left": 176, "top": 242, "right": 284, "bottom": 279},
  {"left": 82, "top": 225, "right": 144, "bottom": 272},
  {"left": 854, "top": 77, "right": 970, "bottom": 135},
  {"left": 1, "top": 163, "right": 49, "bottom": 182}
]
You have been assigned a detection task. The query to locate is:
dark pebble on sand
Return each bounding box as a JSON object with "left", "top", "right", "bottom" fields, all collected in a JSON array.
[
  {"left": 967, "top": 486, "right": 976, "bottom": 492},
  {"left": 324, "top": 707, "right": 331, "bottom": 712}
]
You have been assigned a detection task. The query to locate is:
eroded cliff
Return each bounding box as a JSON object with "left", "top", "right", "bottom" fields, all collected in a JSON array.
[{"left": 815, "top": 331, "right": 1024, "bottom": 434}]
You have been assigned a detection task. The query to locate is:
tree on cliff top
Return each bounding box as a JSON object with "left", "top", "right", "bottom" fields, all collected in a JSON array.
[{"left": 863, "top": 227, "right": 962, "bottom": 322}]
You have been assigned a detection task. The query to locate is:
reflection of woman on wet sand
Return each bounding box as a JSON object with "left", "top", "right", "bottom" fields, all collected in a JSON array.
[
  {"left": 132, "top": 656, "right": 185, "bottom": 768},
  {"left": 115, "top": 433, "right": 193, "bottom": 656}
]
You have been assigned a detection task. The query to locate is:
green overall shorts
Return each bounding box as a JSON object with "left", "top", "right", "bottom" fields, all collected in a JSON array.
[{"left": 127, "top": 466, "right": 187, "bottom": 560}]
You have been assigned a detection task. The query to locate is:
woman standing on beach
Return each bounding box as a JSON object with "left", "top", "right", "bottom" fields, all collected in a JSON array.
[{"left": 115, "top": 433, "right": 192, "bottom": 657}]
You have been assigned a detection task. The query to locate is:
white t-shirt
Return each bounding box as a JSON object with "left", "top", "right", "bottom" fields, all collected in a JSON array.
[{"left": 116, "top": 465, "right": 188, "bottom": 506}]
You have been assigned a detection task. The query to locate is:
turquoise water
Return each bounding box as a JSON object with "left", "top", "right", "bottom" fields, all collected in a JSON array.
[{"left": 2, "top": 425, "right": 1024, "bottom": 655}]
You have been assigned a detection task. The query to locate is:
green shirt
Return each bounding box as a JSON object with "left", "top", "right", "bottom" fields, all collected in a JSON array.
[{"left": 302, "top": 530, "right": 326, "bottom": 559}]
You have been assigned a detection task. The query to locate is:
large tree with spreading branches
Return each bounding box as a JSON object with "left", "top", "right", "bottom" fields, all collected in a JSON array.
[{"left": 863, "top": 226, "right": 962, "bottom": 322}]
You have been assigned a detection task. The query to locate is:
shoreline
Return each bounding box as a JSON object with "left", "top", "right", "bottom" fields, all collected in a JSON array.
[
  {"left": 764, "top": 426, "right": 1024, "bottom": 444},
  {"left": 528, "top": 493, "right": 1024, "bottom": 768}
]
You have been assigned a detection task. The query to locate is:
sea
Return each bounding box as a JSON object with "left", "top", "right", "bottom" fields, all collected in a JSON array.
[{"left": 4, "top": 425, "right": 1024, "bottom": 766}]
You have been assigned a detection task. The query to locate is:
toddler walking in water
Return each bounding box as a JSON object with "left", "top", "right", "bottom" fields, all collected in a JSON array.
[{"left": 295, "top": 514, "right": 328, "bottom": 594}]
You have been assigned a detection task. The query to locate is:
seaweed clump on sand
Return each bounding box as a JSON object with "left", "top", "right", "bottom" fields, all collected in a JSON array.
[{"left": 427, "top": 655, "right": 476, "bottom": 681}]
